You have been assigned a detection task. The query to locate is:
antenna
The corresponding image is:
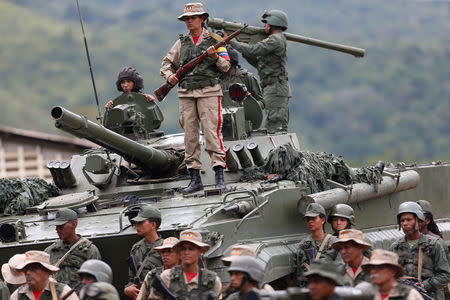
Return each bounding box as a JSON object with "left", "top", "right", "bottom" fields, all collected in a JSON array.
[{"left": 75, "top": 0, "right": 102, "bottom": 122}]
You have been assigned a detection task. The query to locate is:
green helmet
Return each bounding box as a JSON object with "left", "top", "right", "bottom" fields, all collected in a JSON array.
[
  {"left": 78, "top": 259, "right": 113, "bottom": 284},
  {"left": 228, "top": 256, "right": 264, "bottom": 283},
  {"left": 416, "top": 200, "right": 432, "bottom": 214},
  {"left": 79, "top": 282, "right": 119, "bottom": 300},
  {"left": 261, "top": 10, "right": 288, "bottom": 30},
  {"left": 327, "top": 204, "right": 355, "bottom": 225},
  {"left": 397, "top": 201, "right": 425, "bottom": 223},
  {"left": 304, "top": 203, "right": 326, "bottom": 218}
]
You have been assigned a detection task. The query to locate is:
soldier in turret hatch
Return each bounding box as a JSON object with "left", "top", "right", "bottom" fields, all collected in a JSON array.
[
  {"left": 390, "top": 201, "right": 450, "bottom": 300},
  {"left": 105, "top": 66, "right": 155, "bottom": 108},
  {"left": 125, "top": 204, "right": 163, "bottom": 300},
  {"left": 219, "top": 46, "right": 264, "bottom": 107},
  {"left": 223, "top": 9, "right": 291, "bottom": 134},
  {"left": 44, "top": 208, "right": 101, "bottom": 294},
  {"left": 297, "top": 203, "right": 339, "bottom": 287},
  {"left": 161, "top": 2, "right": 230, "bottom": 194}
]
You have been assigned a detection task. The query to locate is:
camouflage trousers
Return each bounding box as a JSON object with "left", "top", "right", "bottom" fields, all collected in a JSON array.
[
  {"left": 264, "top": 94, "right": 290, "bottom": 134},
  {"left": 179, "top": 96, "right": 226, "bottom": 170}
]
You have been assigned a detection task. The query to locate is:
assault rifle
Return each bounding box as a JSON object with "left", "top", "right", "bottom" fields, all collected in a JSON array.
[
  {"left": 151, "top": 274, "right": 179, "bottom": 300},
  {"left": 397, "top": 278, "right": 436, "bottom": 300},
  {"left": 126, "top": 255, "right": 143, "bottom": 289},
  {"left": 154, "top": 24, "right": 248, "bottom": 101}
]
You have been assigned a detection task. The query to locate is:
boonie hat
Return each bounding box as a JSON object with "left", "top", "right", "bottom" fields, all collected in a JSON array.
[
  {"left": 178, "top": 3, "right": 209, "bottom": 21},
  {"left": 304, "top": 260, "right": 345, "bottom": 285},
  {"left": 331, "top": 229, "right": 372, "bottom": 252},
  {"left": 1, "top": 253, "right": 26, "bottom": 285},
  {"left": 154, "top": 237, "right": 179, "bottom": 252},
  {"left": 304, "top": 203, "right": 326, "bottom": 218},
  {"left": 50, "top": 208, "right": 77, "bottom": 226},
  {"left": 362, "top": 249, "right": 404, "bottom": 277},
  {"left": 173, "top": 230, "right": 210, "bottom": 251},
  {"left": 15, "top": 250, "right": 59, "bottom": 273},
  {"left": 221, "top": 245, "right": 256, "bottom": 265},
  {"left": 131, "top": 205, "right": 161, "bottom": 223}
]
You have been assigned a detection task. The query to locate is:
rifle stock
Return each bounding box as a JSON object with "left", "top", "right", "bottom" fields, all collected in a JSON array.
[
  {"left": 154, "top": 24, "right": 248, "bottom": 101},
  {"left": 151, "top": 274, "right": 179, "bottom": 300}
]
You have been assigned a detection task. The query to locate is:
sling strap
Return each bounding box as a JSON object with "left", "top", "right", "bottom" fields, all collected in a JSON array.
[
  {"left": 49, "top": 281, "right": 57, "bottom": 300},
  {"left": 418, "top": 244, "right": 423, "bottom": 283},
  {"left": 316, "top": 234, "right": 332, "bottom": 260},
  {"left": 55, "top": 237, "right": 87, "bottom": 267}
]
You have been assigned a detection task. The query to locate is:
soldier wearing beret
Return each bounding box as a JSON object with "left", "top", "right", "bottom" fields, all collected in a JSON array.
[{"left": 44, "top": 208, "right": 101, "bottom": 293}]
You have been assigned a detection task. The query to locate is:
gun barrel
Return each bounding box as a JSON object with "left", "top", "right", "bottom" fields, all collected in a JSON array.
[
  {"left": 208, "top": 18, "right": 365, "bottom": 58},
  {"left": 51, "top": 106, "right": 179, "bottom": 175}
]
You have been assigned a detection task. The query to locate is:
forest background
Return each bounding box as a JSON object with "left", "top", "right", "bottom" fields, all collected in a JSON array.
[{"left": 1, "top": 0, "right": 449, "bottom": 165}]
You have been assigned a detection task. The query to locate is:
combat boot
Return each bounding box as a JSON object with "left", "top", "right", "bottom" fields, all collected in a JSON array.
[
  {"left": 183, "top": 169, "right": 203, "bottom": 194},
  {"left": 214, "top": 166, "right": 226, "bottom": 191}
]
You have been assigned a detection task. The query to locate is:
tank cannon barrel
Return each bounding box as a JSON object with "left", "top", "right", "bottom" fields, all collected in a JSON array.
[
  {"left": 208, "top": 18, "right": 365, "bottom": 58},
  {"left": 51, "top": 106, "right": 179, "bottom": 176},
  {"left": 299, "top": 170, "right": 420, "bottom": 212}
]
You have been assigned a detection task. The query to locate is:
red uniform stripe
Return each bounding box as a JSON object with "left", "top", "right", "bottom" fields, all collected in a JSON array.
[{"left": 216, "top": 96, "right": 226, "bottom": 160}]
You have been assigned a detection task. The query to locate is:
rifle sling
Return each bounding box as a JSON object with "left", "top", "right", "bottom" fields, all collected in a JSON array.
[
  {"left": 49, "top": 281, "right": 58, "bottom": 300},
  {"left": 316, "top": 234, "right": 332, "bottom": 260},
  {"left": 418, "top": 245, "right": 423, "bottom": 283},
  {"left": 55, "top": 237, "right": 87, "bottom": 267}
]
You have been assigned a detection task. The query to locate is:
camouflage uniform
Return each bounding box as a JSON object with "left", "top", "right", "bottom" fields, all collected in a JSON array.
[
  {"left": 231, "top": 31, "right": 291, "bottom": 133},
  {"left": 9, "top": 279, "right": 77, "bottom": 300},
  {"left": 0, "top": 279, "right": 9, "bottom": 299},
  {"left": 343, "top": 256, "right": 372, "bottom": 287},
  {"left": 136, "top": 266, "right": 164, "bottom": 300},
  {"left": 390, "top": 233, "right": 450, "bottom": 300},
  {"left": 44, "top": 235, "right": 101, "bottom": 293},
  {"left": 127, "top": 237, "right": 164, "bottom": 287},
  {"left": 373, "top": 282, "right": 423, "bottom": 300},
  {"left": 220, "top": 67, "right": 263, "bottom": 104}
]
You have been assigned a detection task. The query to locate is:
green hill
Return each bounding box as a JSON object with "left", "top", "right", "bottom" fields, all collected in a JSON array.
[{"left": 1, "top": 0, "right": 449, "bottom": 164}]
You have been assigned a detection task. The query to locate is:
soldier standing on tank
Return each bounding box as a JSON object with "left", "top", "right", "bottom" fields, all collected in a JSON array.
[
  {"left": 161, "top": 2, "right": 231, "bottom": 194},
  {"left": 44, "top": 208, "right": 101, "bottom": 293},
  {"left": 78, "top": 259, "right": 113, "bottom": 286},
  {"left": 224, "top": 256, "right": 265, "bottom": 300},
  {"left": 330, "top": 229, "right": 372, "bottom": 287},
  {"left": 219, "top": 47, "right": 264, "bottom": 106},
  {"left": 362, "top": 249, "right": 424, "bottom": 300},
  {"left": 304, "top": 260, "right": 345, "bottom": 300},
  {"left": 224, "top": 9, "right": 291, "bottom": 134},
  {"left": 10, "top": 250, "right": 78, "bottom": 300},
  {"left": 149, "top": 230, "right": 222, "bottom": 300},
  {"left": 136, "top": 237, "right": 180, "bottom": 300},
  {"left": 125, "top": 205, "right": 164, "bottom": 299},
  {"left": 390, "top": 201, "right": 450, "bottom": 300},
  {"left": 105, "top": 66, "right": 155, "bottom": 108},
  {"left": 297, "top": 203, "right": 338, "bottom": 287}
]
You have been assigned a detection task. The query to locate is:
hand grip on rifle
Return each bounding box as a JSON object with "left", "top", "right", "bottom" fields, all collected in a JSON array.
[{"left": 154, "top": 24, "right": 249, "bottom": 102}]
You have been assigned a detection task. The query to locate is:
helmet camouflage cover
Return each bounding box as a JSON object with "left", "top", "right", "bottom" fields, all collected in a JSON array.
[{"left": 327, "top": 204, "right": 355, "bottom": 225}]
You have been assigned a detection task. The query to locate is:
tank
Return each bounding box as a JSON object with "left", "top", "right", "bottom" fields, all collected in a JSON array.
[{"left": 0, "top": 30, "right": 449, "bottom": 300}]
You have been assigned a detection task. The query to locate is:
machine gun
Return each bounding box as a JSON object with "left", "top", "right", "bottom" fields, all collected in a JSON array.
[
  {"left": 397, "top": 278, "right": 436, "bottom": 300},
  {"left": 207, "top": 18, "right": 365, "bottom": 58}
]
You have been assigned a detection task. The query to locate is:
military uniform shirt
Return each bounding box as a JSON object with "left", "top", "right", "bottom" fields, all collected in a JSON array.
[
  {"left": 344, "top": 256, "right": 372, "bottom": 287},
  {"left": 127, "top": 237, "right": 163, "bottom": 287},
  {"left": 373, "top": 282, "right": 423, "bottom": 300},
  {"left": 44, "top": 235, "right": 101, "bottom": 293},
  {"left": 9, "top": 278, "right": 78, "bottom": 300},
  {"left": 390, "top": 233, "right": 450, "bottom": 300},
  {"left": 136, "top": 266, "right": 164, "bottom": 300},
  {"left": 0, "top": 279, "right": 10, "bottom": 299}
]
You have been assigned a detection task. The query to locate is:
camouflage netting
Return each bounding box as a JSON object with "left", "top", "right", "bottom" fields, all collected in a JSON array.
[
  {"left": 0, "top": 177, "right": 60, "bottom": 216},
  {"left": 240, "top": 144, "right": 382, "bottom": 193}
]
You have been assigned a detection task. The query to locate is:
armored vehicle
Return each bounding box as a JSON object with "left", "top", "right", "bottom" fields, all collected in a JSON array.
[{"left": 0, "top": 19, "right": 449, "bottom": 299}]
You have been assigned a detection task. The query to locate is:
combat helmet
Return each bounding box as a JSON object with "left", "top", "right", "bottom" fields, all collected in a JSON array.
[
  {"left": 78, "top": 259, "right": 113, "bottom": 284},
  {"left": 327, "top": 204, "right": 355, "bottom": 225},
  {"left": 396, "top": 201, "right": 425, "bottom": 224},
  {"left": 261, "top": 10, "right": 288, "bottom": 31},
  {"left": 416, "top": 200, "right": 432, "bottom": 214},
  {"left": 79, "top": 282, "right": 119, "bottom": 300},
  {"left": 228, "top": 256, "right": 265, "bottom": 283},
  {"left": 115, "top": 66, "right": 144, "bottom": 93}
]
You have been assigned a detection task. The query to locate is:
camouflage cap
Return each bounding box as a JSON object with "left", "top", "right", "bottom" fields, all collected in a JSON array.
[
  {"left": 362, "top": 249, "right": 404, "bottom": 277},
  {"left": 173, "top": 230, "right": 210, "bottom": 251},
  {"left": 304, "top": 203, "right": 326, "bottom": 218},
  {"left": 178, "top": 3, "right": 209, "bottom": 21},
  {"left": 154, "top": 237, "right": 179, "bottom": 252},
  {"left": 304, "top": 260, "right": 345, "bottom": 285},
  {"left": 131, "top": 205, "right": 161, "bottom": 223},
  {"left": 331, "top": 229, "right": 372, "bottom": 251},
  {"left": 221, "top": 245, "right": 256, "bottom": 265},
  {"left": 416, "top": 200, "right": 432, "bottom": 214},
  {"left": 80, "top": 282, "right": 120, "bottom": 300},
  {"left": 16, "top": 250, "right": 59, "bottom": 273},
  {"left": 50, "top": 208, "right": 77, "bottom": 226},
  {"left": 1, "top": 254, "right": 26, "bottom": 285}
]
